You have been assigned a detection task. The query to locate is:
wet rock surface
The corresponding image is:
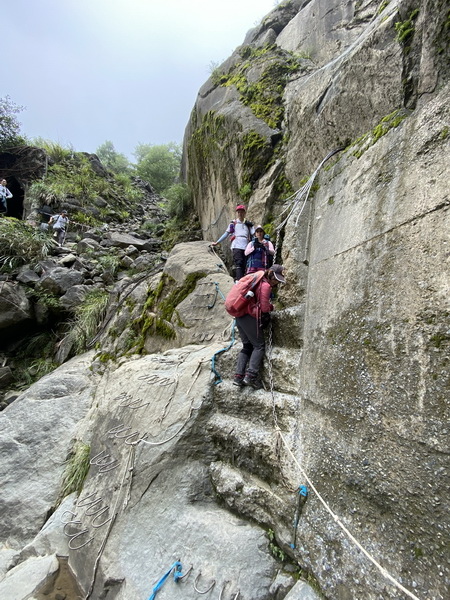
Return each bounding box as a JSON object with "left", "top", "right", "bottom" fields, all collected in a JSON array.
[{"left": 0, "top": 2, "right": 449, "bottom": 599}]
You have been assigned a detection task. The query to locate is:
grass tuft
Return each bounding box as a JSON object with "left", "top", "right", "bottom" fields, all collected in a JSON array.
[
  {"left": 67, "top": 288, "right": 110, "bottom": 354},
  {"left": 56, "top": 441, "right": 91, "bottom": 505},
  {"left": 0, "top": 218, "right": 54, "bottom": 272}
]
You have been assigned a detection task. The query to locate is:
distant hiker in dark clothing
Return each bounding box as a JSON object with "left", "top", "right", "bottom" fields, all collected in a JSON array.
[
  {"left": 244, "top": 225, "right": 275, "bottom": 274},
  {"left": 38, "top": 205, "right": 53, "bottom": 231},
  {"left": 0, "top": 179, "right": 13, "bottom": 213},
  {"left": 233, "top": 264, "right": 286, "bottom": 389},
  {"left": 211, "top": 204, "right": 255, "bottom": 281},
  {"left": 50, "top": 210, "right": 69, "bottom": 246}
]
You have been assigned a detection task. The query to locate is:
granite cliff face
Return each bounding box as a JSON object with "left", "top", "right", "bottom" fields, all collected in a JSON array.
[
  {"left": 184, "top": 0, "right": 449, "bottom": 597},
  {"left": 0, "top": 1, "right": 448, "bottom": 599}
]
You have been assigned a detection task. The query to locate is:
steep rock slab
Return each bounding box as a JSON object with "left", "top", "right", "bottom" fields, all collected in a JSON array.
[
  {"left": 65, "top": 345, "right": 286, "bottom": 599},
  {"left": 282, "top": 2, "right": 404, "bottom": 182},
  {"left": 99, "top": 461, "right": 280, "bottom": 600},
  {"left": 0, "top": 353, "right": 97, "bottom": 548},
  {"left": 18, "top": 494, "right": 78, "bottom": 561}
]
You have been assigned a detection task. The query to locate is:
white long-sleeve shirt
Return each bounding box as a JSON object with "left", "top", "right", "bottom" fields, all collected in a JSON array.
[
  {"left": 51, "top": 215, "right": 69, "bottom": 230},
  {"left": 216, "top": 219, "right": 255, "bottom": 250},
  {"left": 0, "top": 185, "right": 12, "bottom": 199}
]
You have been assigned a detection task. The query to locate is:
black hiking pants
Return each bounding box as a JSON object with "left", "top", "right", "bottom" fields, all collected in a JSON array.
[
  {"left": 232, "top": 248, "right": 247, "bottom": 281},
  {"left": 235, "top": 314, "right": 265, "bottom": 376}
]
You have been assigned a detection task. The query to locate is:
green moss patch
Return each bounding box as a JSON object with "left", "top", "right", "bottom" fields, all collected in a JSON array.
[
  {"left": 395, "top": 9, "right": 419, "bottom": 45},
  {"left": 348, "top": 109, "right": 410, "bottom": 158},
  {"left": 134, "top": 271, "right": 206, "bottom": 350},
  {"left": 212, "top": 44, "right": 304, "bottom": 129}
]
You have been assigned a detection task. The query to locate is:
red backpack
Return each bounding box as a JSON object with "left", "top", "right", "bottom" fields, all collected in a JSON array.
[{"left": 224, "top": 271, "right": 265, "bottom": 317}]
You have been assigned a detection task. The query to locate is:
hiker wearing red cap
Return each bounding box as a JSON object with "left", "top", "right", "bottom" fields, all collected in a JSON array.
[
  {"left": 211, "top": 204, "right": 255, "bottom": 280},
  {"left": 233, "top": 264, "right": 287, "bottom": 389}
]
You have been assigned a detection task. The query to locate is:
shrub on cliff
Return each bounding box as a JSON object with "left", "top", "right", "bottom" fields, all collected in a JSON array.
[
  {"left": 67, "top": 288, "right": 110, "bottom": 354},
  {"left": 164, "top": 183, "right": 192, "bottom": 219},
  {"left": 27, "top": 151, "right": 143, "bottom": 221},
  {"left": 0, "top": 218, "right": 53, "bottom": 271}
]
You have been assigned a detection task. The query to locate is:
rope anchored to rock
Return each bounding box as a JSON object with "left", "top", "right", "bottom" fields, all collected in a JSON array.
[
  {"left": 211, "top": 318, "right": 236, "bottom": 385},
  {"left": 264, "top": 149, "right": 421, "bottom": 600},
  {"left": 147, "top": 560, "right": 184, "bottom": 600}
]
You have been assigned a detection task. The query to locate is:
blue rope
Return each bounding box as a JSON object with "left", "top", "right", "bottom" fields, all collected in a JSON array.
[
  {"left": 211, "top": 319, "right": 236, "bottom": 385},
  {"left": 147, "top": 561, "right": 183, "bottom": 600},
  {"left": 207, "top": 281, "right": 226, "bottom": 309},
  {"left": 214, "top": 281, "right": 226, "bottom": 301}
]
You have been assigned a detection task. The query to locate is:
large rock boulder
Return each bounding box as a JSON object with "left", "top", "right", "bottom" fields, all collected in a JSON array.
[
  {"left": 142, "top": 242, "right": 234, "bottom": 353},
  {"left": 59, "top": 284, "right": 91, "bottom": 311},
  {"left": 106, "top": 231, "right": 161, "bottom": 251},
  {"left": 97, "top": 241, "right": 234, "bottom": 357},
  {"left": 0, "top": 353, "right": 96, "bottom": 548},
  {"left": 0, "top": 282, "right": 32, "bottom": 330},
  {"left": 38, "top": 266, "right": 84, "bottom": 295},
  {"left": 0, "top": 554, "right": 59, "bottom": 600}
]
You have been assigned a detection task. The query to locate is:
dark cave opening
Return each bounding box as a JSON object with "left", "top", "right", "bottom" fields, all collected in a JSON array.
[
  {"left": 0, "top": 152, "right": 25, "bottom": 219},
  {"left": 2, "top": 175, "right": 24, "bottom": 219}
]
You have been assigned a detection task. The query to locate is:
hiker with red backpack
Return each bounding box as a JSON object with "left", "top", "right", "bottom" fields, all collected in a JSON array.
[
  {"left": 211, "top": 204, "right": 255, "bottom": 281},
  {"left": 225, "top": 264, "right": 286, "bottom": 389},
  {"left": 244, "top": 225, "right": 275, "bottom": 273}
]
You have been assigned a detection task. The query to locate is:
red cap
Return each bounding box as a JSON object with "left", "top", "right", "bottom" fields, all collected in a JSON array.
[{"left": 236, "top": 204, "right": 246, "bottom": 212}]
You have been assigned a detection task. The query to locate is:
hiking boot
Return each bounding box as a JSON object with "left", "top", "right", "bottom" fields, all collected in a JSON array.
[
  {"left": 243, "top": 372, "right": 262, "bottom": 390},
  {"left": 232, "top": 374, "right": 244, "bottom": 387}
]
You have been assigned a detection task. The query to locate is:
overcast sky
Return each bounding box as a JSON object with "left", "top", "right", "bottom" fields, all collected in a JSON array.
[{"left": 4, "top": 0, "right": 277, "bottom": 160}]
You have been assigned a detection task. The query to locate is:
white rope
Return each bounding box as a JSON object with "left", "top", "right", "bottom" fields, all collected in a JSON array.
[
  {"left": 136, "top": 404, "right": 200, "bottom": 447},
  {"left": 266, "top": 147, "right": 421, "bottom": 600},
  {"left": 276, "top": 429, "right": 421, "bottom": 600}
]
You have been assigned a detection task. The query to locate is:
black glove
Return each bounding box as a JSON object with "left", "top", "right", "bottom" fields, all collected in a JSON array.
[{"left": 261, "top": 312, "right": 271, "bottom": 329}]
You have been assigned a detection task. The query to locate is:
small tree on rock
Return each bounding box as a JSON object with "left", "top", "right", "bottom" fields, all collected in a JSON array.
[
  {"left": 134, "top": 142, "right": 181, "bottom": 194},
  {"left": 95, "top": 140, "right": 133, "bottom": 175},
  {"left": 0, "top": 95, "right": 25, "bottom": 150}
]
